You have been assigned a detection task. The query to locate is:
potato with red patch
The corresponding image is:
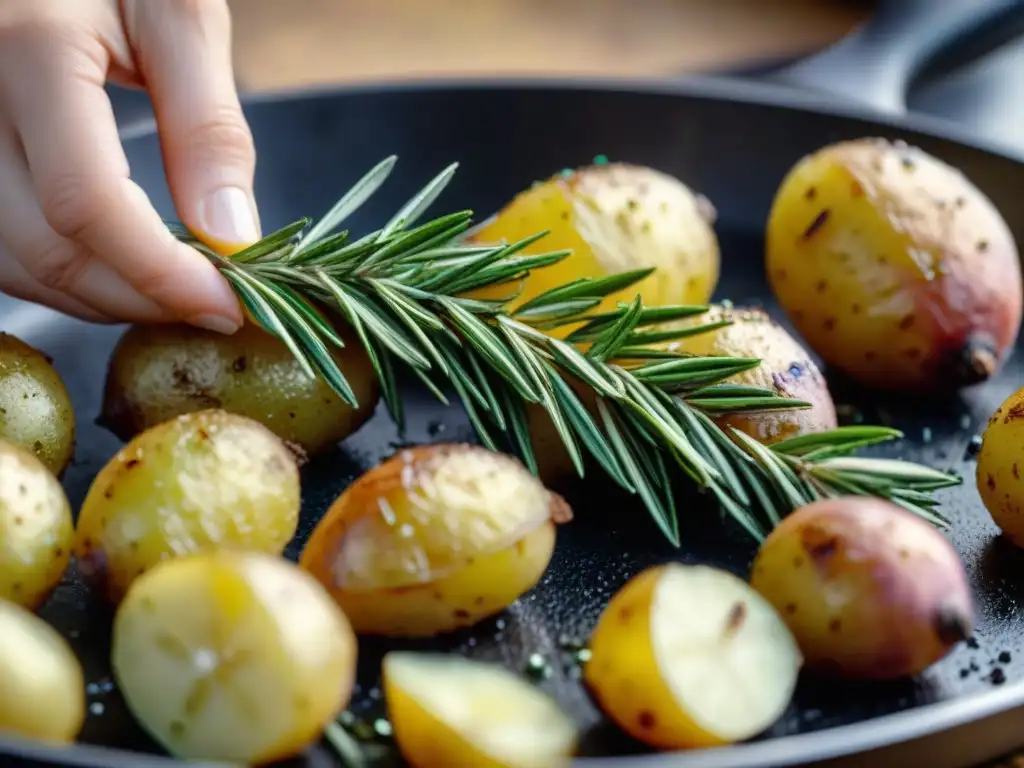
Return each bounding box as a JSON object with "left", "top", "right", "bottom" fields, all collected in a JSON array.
[
  {"left": 750, "top": 497, "right": 974, "bottom": 679},
  {"left": 766, "top": 138, "right": 1022, "bottom": 392},
  {"left": 469, "top": 163, "right": 719, "bottom": 337},
  {"left": 74, "top": 410, "right": 301, "bottom": 605},
  {"left": 101, "top": 322, "right": 379, "bottom": 458},
  {"left": 976, "top": 386, "right": 1024, "bottom": 545},
  {"left": 299, "top": 443, "right": 571, "bottom": 636}
]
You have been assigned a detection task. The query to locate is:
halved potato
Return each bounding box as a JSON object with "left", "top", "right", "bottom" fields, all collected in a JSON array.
[
  {"left": 112, "top": 550, "right": 357, "bottom": 764},
  {"left": 584, "top": 564, "right": 801, "bottom": 749},
  {"left": 384, "top": 652, "right": 577, "bottom": 768}
]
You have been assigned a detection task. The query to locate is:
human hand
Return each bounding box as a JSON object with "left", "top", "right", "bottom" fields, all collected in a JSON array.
[{"left": 0, "top": 0, "right": 256, "bottom": 333}]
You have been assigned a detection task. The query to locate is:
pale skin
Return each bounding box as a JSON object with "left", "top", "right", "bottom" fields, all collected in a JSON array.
[{"left": 0, "top": 0, "right": 257, "bottom": 333}]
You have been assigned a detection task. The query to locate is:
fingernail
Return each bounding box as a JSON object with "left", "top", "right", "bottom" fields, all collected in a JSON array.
[
  {"left": 198, "top": 186, "right": 260, "bottom": 247},
  {"left": 192, "top": 314, "right": 241, "bottom": 335}
]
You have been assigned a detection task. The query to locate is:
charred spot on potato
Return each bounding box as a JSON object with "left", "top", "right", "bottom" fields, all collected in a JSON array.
[
  {"left": 977, "top": 239, "right": 989, "bottom": 253},
  {"left": 898, "top": 315, "right": 915, "bottom": 331},
  {"left": 637, "top": 710, "right": 657, "bottom": 730},
  {"left": 124, "top": 458, "right": 140, "bottom": 470},
  {"left": 618, "top": 606, "right": 634, "bottom": 624},
  {"left": 802, "top": 210, "right": 830, "bottom": 240},
  {"left": 823, "top": 317, "right": 836, "bottom": 331},
  {"left": 800, "top": 526, "right": 840, "bottom": 573},
  {"left": 453, "top": 609, "right": 471, "bottom": 620},
  {"left": 724, "top": 602, "right": 747, "bottom": 636},
  {"left": 232, "top": 356, "right": 247, "bottom": 373},
  {"left": 804, "top": 187, "right": 817, "bottom": 201},
  {"left": 815, "top": 280, "right": 827, "bottom": 293},
  {"left": 784, "top": 602, "right": 797, "bottom": 615}
]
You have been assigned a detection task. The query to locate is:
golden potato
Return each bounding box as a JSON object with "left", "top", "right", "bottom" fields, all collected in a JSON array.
[
  {"left": 750, "top": 497, "right": 973, "bottom": 679},
  {"left": 74, "top": 409, "right": 300, "bottom": 605},
  {"left": 666, "top": 304, "right": 837, "bottom": 443},
  {"left": 585, "top": 564, "right": 800, "bottom": 750},
  {"left": 0, "top": 598, "right": 84, "bottom": 744},
  {"left": 0, "top": 440, "right": 73, "bottom": 609},
  {"left": 383, "top": 652, "right": 577, "bottom": 768},
  {"left": 469, "top": 163, "right": 719, "bottom": 337},
  {"left": 101, "top": 321, "right": 379, "bottom": 458},
  {"left": 0, "top": 333, "right": 75, "bottom": 476},
  {"left": 977, "top": 386, "right": 1024, "bottom": 545},
  {"left": 766, "top": 138, "right": 1022, "bottom": 393},
  {"left": 300, "top": 443, "right": 571, "bottom": 636},
  {"left": 112, "top": 550, "right": 356, "bottom": 764}
]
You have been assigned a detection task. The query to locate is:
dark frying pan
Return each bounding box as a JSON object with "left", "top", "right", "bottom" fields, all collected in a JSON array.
[{"left": 8, "top": 1, "right": 1024, "bottom": 766}]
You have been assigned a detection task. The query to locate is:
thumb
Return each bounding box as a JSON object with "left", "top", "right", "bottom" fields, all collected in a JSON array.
[{"left": 125, "top": 0, "right": 261, "bottom": 254}]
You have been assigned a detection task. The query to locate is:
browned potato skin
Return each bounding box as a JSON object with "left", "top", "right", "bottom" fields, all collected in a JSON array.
[
  {"left": 750, "top": 498, "right": 973, "bottom": 679},
  {"left": 766, "top": 138, "right": 1022, "bottom": 393},
  {"left": 668, "top": 305, "right": 837, "bottom": 444},
  {"left": 0, "top": 333, "right": 75, "bottom": 476},
  {"left": 101, "top": 322, "right": 379, "bottom": 457}
]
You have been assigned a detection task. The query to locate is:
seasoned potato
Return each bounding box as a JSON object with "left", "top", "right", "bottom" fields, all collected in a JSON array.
[
  {"left": 469, "top": 163, "right": 719, "bottom": 336},
  {"left": 0, "top": 440, "right": 73, "bottom": 609},
  {"left": 977, "top": 386, "right": 1024, "bottom": 545},
  {"left": 0, "top": 333, "right": 75, "bottom": 476},
  {"left": 112, "top": 550, "right": 356, "bottom": 763},
  {"left": 300, "top": 443, "right": 571, "bottom": 636},
  {"left": 74, "top": 410, "right": 300, "bottom": 604},
  {"left": 585, "top": 564, "right": 800, "bottom": 749},
  {"left": 0, "top": 598, "right": 84, "bottom": 744},
  {"left": 665, "top": 305, "right": 837, "bottom": 443},
  {"left": 101, "top": 321, "right": 379, "bottom": 458},
  {"left": 766, "top": 138, "right": 1022, "bottom": 392},
  {"left": 384, "top": 652, "right": 577, "bottom": 768},
  {"left": 751, "top": 497, "right": 973, "bottom": 679}
]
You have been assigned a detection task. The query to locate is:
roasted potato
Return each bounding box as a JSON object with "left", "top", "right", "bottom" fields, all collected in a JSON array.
[
  {"left": 584, "top": 564, "right": 800, "bottom": 749},
  {"left": 101, "top": 321, "right": 379, "bottom": 457},
  {"left": 977, "top": 386, "right": 1024, "bottom": 546},
  {"left": 300, "top": 443, "right": 571, "bottom": 636},
  {"left": 750, "top": 497, "right": 973, "bottom": 679},
  {"left": 74, "top": 409, "right": 301, "bottom": 604},
  {"left": 384, "top": 652, "right": 577, "bottom": 768},
  {"left": 112, "top": 550, "right": 357, "bottom": 764},
  {"left": 0, "top": 598, "right": 84, "bottom": 744},
  {"left": 0, "top": 439, "right": 73, "bottom": 609},
  {"left": 0, "top": 333, "right": 75, "bottom": 476},
  {"left": 766, "top": 138, "right": 1022, "bottom": 393},
  {"left": 469, "top": 163, "right": 719, "bottom": 337}
]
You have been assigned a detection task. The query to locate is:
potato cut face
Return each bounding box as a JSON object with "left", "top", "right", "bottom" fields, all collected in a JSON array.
[
  {"left": 650, "top": 565, "right": 801, "bottom": 742},
  {"left": 384, "top": 652, "right": 576, "bottom": 768}
]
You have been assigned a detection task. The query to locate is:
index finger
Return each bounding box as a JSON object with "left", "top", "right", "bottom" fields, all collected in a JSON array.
[{"left": 0, "top": 28, "right": 242, "bottom": 332}]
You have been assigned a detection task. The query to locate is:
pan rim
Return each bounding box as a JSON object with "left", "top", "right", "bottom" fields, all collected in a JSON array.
[{"left": 9, "top": 75, "right": 1018, "bottom": 767}]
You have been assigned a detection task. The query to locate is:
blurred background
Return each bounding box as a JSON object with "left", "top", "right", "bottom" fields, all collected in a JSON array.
[{"left": 224, "top": 0, "right": 875, "bottom": 89}]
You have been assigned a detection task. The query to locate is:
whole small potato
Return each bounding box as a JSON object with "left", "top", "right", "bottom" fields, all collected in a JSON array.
[
  {"left": 976, "top": 386, "right": 1024, "bottom": 545},
  {"left": 585, "top": 564, "right": 801, "bottom": 750},
  {"left": 0, "top": 440, "right": 73, "bottom": 609},
  {"left": 74, "top": 409, "right": 301, "bottom": 604},
  {"left": 750, "top": 497, "right": 974, "bottom": 679},
  {"left": 767, "top": 138, "right": 1022, "bottom": 393},
  {"left": 112, "top": 550, "right": 357, "bottom": 764},
  {"left": 101, "top": 321, "right": 379, "bottom": 458},
  {"left": 0, "top": 333, "right": 75, "bottom": 476},
  {"left": 384, "top": 652, "right": 577, "bottom": 768},
  {"left": 0, "top": 598, "right": 85, "bottom": 744},
  {"left": 300, "top": 443, "right": 572, "bottom": 636},
  {"left": 469, "top": 163, "right": 719, "bottom": 337}
]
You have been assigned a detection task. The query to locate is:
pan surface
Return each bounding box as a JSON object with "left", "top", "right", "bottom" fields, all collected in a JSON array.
[{"left": 3, "top": 75, "right": 1024, "bottom": 767}]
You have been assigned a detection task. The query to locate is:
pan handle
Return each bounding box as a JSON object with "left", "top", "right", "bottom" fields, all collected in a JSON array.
[{"left": 766, "top": 0, "right": 1024, "bottom": 114}]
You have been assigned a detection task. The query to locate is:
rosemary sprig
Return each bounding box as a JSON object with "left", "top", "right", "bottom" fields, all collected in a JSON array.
[{"left": 170, "top": 157, "right": 960, "bottom": 544}]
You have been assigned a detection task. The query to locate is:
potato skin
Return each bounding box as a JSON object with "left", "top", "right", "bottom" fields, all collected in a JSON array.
[
  {"left": 74, "top": 409, "right": 301, "bottom": 605},
  {"left": 300, "top": 443, "right": 571, "bottom": 636},
  {"left": 750, "top": 497, "right": 974, "bottom": 679},
  {"left": 0, "top": 598, "right": 85, "bottom": 744},
  {"left": 469, "top": 163, "right": 719, "bottom": 336},
  {"left": 0, "top": 333, "right": 75, "bottom": 476},
  {"left": 766, "top": 138, "right": 1022, "bottom": 392},
  {"left": 0, "top": 440, "right": 73, "bottom": 609},
  {"left": 976, "top": 386, "right": 1024, "bottom": 545},
  {"left": 668, "top": 305, "right": 837, "bottom": 443},
  {"left": 101, "top": 321, "right": 379, "bottom": 458},
  {"left": 112, "top": 551, "right": 356, "bottom": 764}
]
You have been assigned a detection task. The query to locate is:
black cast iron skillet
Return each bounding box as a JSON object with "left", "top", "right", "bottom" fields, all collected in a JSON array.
[{"left": 8, "top": 1, "right": 1024, "bottom": 766}]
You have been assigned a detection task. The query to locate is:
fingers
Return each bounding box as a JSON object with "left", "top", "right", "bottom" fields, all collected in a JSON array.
[
  {"left": 0, "top": 18, "right": 243, "bottom": 332},
  {"left": 124, "top": 0, "right": 261, "bottom": 253}
]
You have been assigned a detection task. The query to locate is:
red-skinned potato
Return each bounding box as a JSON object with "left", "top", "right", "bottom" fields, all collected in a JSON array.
[
  {"left": 750, "top": 497, "right": 973, "bottom": 679},
  {"left": 766, "top": 138, "right": 1022, "bottom": 393}
]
